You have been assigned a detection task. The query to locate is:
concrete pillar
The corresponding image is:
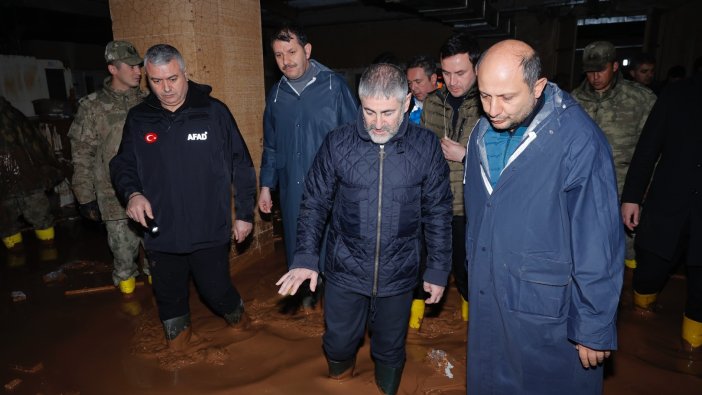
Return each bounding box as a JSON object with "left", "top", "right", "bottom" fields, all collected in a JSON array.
[{"left": 108, "top": 0, "right": 271, "bottom": 257}]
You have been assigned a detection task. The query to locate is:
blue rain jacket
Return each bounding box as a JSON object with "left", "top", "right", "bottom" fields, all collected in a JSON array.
[
  {"left": 260, "top": 60, "right": 357, "bottom": 267},
  {"left": 464, "top": 83, "right": 624, "bottom": 394}
]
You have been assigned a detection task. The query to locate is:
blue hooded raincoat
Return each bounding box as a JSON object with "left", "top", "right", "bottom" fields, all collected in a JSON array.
[
  {"left": 260, "top": 60, "right": 357, "bottom": 267},
  {"left": 464, "top": 83, "right": 624, "bottom": 394}
]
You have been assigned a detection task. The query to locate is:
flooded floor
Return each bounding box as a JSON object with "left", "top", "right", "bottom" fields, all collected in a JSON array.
[{"left": 1, "top": 218, "right": 701, "bottom": 394}]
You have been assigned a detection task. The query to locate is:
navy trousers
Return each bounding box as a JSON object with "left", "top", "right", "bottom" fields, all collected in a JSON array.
[
  {"left": 323, "top": 281, "right": 413, "bottom": 368},
  {"left": 147, "top": 242, "right": 242, "bottom": 322}
]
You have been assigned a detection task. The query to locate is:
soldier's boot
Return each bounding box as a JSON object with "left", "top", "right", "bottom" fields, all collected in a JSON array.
[
  {"left": 163, "top": 313, "right": 194, "bottom": 351},
  {"left": 224, "top": 300, "right": 251, "bottom": 330},
  {"left": 118, "top": 277, "right": 136, "bottom": 295},
  {"left": 682, "top": 316, "right": 702, "bottom": 353},
  {"left": 327, "top": 357, "right": 355, "bottom": 381},
  {"left": 461, "top": 298, "right": 469, "bottom": 322},
  {"left": 375, "top": 362, "right": 404, "bottom": 395},
  {"left": 633, "top": 291, "right": 657, "bottom": 318},
  {"left": 34, "top": 227, "right": 54, "bottom": 245},
  {"left": 409, "top": 299, "right": 425, "bottom": 329},
  {"left": 625, "top": 259, "right": 637, "bottom": 269},
  {"left": 2, "top": 232, "right": 23, "bottom": 250}
]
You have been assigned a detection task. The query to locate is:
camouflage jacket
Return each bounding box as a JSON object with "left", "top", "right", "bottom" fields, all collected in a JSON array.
[
  {"left": 0, "top": 96, "right": 63, "bottom": 198},
  {"left": 421, "top": 85, "right": 481, "bottom": 217},
  {"left": 571, "top": 73, "right": 656, "bottom": 193},
  {"left": 68, "top": 77, "right": 144, "bottom": 220}
]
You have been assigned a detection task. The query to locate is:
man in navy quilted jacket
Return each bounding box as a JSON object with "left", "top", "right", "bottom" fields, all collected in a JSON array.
[{"left": 276, "top": 63, "right": 452, "bottom": 395}]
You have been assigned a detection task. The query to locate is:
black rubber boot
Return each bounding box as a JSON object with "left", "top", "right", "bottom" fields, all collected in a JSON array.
[
  {"left": 327, "top": 357, "right": 355, "bottom": 380},
  {"left": 162, "top": 313, "right": 191, "bottom": 340},
  {"left": 375, "top": 362, "right": 404, "bottom": 395},
  {"left": 224, "top": 300, "right": 251, "bottom": 329}
]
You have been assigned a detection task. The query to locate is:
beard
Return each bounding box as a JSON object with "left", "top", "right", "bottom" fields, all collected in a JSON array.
[{"left": 365, "top": 119, "right": 402, "bottom": 144}]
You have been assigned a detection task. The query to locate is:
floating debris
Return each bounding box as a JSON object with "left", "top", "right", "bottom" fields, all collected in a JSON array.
[
  {"left": 11, "top": 362, "right": 43, "bottom": 373},
  {"left": 426, "top": 349, "right": 455, "bottom": 379},
  {"left": 4, "top": 378, "right": 22, "bottom": 392},
  {"left": 10, "top": 291, "right": 26, "bottom": 302},
  {"left": 42, "top": 269, "right": 66, "bottom": 284}
]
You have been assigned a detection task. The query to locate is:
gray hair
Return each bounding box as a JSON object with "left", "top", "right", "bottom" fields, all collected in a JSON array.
[
  {"left": 144, "top": 44, "right": 186, "bottom": 71},
  {"left": 358, "top": 63, "right": 408, "bottom": 102}
]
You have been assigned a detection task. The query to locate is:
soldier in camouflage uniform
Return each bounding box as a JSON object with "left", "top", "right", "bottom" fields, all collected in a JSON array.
[
  {"left": 68, "top": 41, "right": 149, "bottom": 294},
  {"left": 571, "top": 41, "right": 657, "bottom": 270},
  {"left": 415, "top": 32, "right": 482, "bottom": 328},
  {"left": 1, "top": 96, "right": 63, "bottom": 252}
]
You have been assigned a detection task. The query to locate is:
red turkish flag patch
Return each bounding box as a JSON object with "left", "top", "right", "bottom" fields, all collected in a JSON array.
[{"left": 144, "top": 132, "right": 158, "bottom": 144}]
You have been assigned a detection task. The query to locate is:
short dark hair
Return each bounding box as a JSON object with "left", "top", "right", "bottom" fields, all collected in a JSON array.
[
  {"left": 270, "top": 23, "right": 308, "bottom": 47},
  {"left": 439, "top": 31, "right": 481, "bottom": 66},
  {"left": 630, "top": 52, "right": 656, "bottom": 70},
  {"left": 406, "top": 55, "right": 437, "bottom": 78},
  {"left": 520, "top": 51, "right": 542, "bottom": 92}
]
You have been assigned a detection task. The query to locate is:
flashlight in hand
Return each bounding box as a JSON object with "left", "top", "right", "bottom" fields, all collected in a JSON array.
[{"left": 145, "top": 216, "right": 159, "bottom": 234}]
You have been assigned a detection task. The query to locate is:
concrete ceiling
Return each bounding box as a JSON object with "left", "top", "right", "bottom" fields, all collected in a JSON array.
[
  {"left": 0, "top": 0, "right": 693, "bottom": 47},
  {"left": 260, "top": 0, "right": 691, "bottom": 35}
]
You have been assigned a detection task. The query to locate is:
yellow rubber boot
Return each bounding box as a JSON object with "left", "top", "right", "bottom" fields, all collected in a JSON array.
[
  {"left": 119, "top": 277, "right": 136, "bottom": 295},
  {"left": 461, "top": 298, "right": 469, "bottom": 321},
  {"left": 34, "top": 227, "right": 55, "bottom": 241},
  {"left": 409, "top": 299, "right": 425, "bottom": 329},
  {"left": 633, "top": 291, "right": 657, "bottom": 310},
  {"left": 2, "top": 233, "right": 23, "bottom": 249},
  {"left": 682, "top": 316, "right": 702, "bottom": 349},
  {"left": 625, "top": 259, "right": 637, "bottom": 269}
]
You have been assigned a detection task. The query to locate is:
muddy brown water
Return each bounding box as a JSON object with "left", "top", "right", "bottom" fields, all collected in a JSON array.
[{"left": 1, "top": 218, "right": 701, "bottom": 394}]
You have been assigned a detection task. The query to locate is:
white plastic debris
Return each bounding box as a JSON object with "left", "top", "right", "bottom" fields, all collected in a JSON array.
[{"left": 426, "top": 349, "right": 455, "bottom": 379}]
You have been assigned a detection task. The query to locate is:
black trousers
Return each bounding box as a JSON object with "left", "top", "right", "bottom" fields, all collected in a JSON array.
[
  {"left": 147, "top": 242, "right": 241, "bottom": 322},
  {"left": 323, "top": 282, "right": 412, "bottom": 368},
  {"left": 451, "top": 215, "right": 468, "bottom": 300},
  {"left": 634, "top": 223, "right": 702, "bottom": 321}
]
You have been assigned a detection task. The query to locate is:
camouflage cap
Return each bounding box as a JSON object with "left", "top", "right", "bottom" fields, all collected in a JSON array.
[
  {"left": 582, "top": 41, "right": 617, "bottom": 72},
  {"left": 104, "top": 41, "right": 142, "bottom": 66}
]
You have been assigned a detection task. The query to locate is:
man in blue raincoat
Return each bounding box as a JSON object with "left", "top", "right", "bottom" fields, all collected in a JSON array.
[
  {"left": 259, "top": 23, "right": 357, "bottom": 309},
  {"left": 464, "top": 40, "right": 623, "bottom": 394}
]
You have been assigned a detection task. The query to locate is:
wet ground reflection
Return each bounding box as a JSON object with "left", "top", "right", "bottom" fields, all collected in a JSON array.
[{"left": 1, "top": 218, "right": 701, "bottom": 394}]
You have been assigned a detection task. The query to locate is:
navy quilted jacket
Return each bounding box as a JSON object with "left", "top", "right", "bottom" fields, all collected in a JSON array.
[{"left": 291, "top": 110, "right": 453, "bottom": 297}]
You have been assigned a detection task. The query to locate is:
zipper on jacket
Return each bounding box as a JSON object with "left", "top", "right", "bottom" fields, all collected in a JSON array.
[{"left": 372, "top": 144, "right": 386, "bottom": 297}]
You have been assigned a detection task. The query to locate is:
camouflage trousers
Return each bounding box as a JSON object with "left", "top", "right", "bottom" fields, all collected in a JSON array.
[
  {"left": 614, "top": 170, "right": 636, "bottom": 262},
  {"left": 105, "top": 219, "right": 150, "bottom": 285},
  {"left": 0, "top": 190, "right": 54, "bottom": 238}
]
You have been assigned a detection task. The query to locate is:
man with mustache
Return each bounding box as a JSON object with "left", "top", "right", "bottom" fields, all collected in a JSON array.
[
  {"left": 259, "top": 23, "right": 357, "bottom": 311},
  {"left": 276, "top": 63, "right": 452, "bottom": 395}
]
